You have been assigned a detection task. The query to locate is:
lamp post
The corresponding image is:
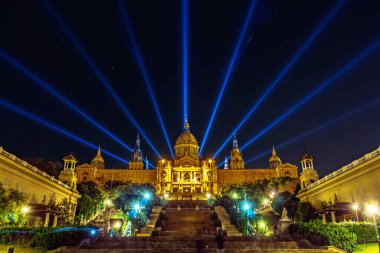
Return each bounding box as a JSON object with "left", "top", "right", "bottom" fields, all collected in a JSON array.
[
  {"left": 243, "top": 202, "right": 250, "bottom": 236},
  {"left": 366, "top": 204, "right": 380, "bottom": 253},
  {"left": 352, "top": 203, "right": 359, "bottom": 222}
]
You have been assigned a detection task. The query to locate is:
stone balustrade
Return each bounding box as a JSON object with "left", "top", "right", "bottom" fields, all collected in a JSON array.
[
  {"left": 214, "top": 206, "right": 242, "bottom": 236},
  {"left": 137, "top": 206, "right": 162, "bottom": 236}
]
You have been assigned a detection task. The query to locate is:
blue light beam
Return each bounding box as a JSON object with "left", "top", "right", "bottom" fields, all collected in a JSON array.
[
  {"left": 244, "top": 97, "right": 380, "bottom": 165},
  {"left": 43, "top": 0, "right": 162, "bottom": 159},
  {"left": 0, "top": 49, "right": 133, "bottom": 153},
  {"left": 117, "top": 0, "right": 174, "bottom": 158},
  {"left": 213, "top": 0, "right": 345, "bottom": 159},
  {"left": 0, "top": 99, "right": 130, "bottom": 165},
  {"left": 199, "top": 0, "right": 258, "bottom": 155},
  {"left": 240, "top": 38, "right": 380, "bottom": 151},
  {"left": 182, "top": 0, "right": 189, "bottom": 125}
]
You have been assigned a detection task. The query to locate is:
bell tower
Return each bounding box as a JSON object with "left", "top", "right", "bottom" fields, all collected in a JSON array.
[
  {"left": 129, "top": 133, "right": 144, "bottom": 170},
  {"left": 299, "top": 148, "right": 319, "bottom": 192},
  {"left": 59, "top": 154, "right": 78, "bottom": 191},
  {"left": 229, "top": 134, "right": 245, "bottom": 170}
]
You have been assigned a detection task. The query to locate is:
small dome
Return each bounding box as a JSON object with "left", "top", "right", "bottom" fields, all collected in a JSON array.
[
  {"left": 300, "top": 153, "right": 314, "bottom": 161},
  {"left": 269, "top": 146, "right": 282, "bottom": 165},
  {"left": 91, "top": 146, "right": 105, "bottom": 169}
]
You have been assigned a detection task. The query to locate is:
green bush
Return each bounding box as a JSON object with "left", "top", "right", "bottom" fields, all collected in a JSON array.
[
  {"left": 290, "top": 220, "right": 357, "bottom": 253},
  {"left": 0, "top": 227, "right": 91, "bottom": 250},
  {"left": 341, "top": 222, "right": 377, "bottom": 244}
]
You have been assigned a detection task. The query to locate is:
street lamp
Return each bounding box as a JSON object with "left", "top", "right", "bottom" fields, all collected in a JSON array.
[
  {"left": 163, "top": 193, "right": 169, "bottom": 199},
  {"left": 144, "top": 193, "right": 151, "bottom": 199},
  {"left": 21, "top": 206, "right": 29, "bottom": 214},
  {"left": 366, "top": 204, "right": 380, "bottom": 253},
  {"left": 206, "top": 193, "right": 211, "bottom": 199},
  {"left": 352, "top": 203, "right": 359, "bottom": 222},
  {"left": 134, "top": 204, "right": 141, "bottom": 213}
]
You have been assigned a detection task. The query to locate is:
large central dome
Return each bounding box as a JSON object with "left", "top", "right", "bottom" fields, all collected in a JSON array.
[{"left": 174, "top": 119, "right": 199, "bottom": 162}]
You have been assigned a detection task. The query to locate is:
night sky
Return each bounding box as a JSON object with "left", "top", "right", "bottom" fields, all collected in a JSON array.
[{"left": 1, "top": 0, "right": 380, "bottom": 177}]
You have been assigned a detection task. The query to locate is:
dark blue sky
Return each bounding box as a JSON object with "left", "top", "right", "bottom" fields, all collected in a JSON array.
[{"left": 0, "top": 0, "right": 379, "bottom": 176}]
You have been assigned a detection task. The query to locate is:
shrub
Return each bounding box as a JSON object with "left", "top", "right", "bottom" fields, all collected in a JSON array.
[
  {"left": 341, "top": 222, "right": 377, "bottom": 244},
  {"left": 290, "top": 220, "right": 357, "bottom": 253}
]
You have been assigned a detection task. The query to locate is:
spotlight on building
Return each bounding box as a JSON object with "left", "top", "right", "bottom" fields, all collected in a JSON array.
[
  {"left": 163, "top": 193, "right": 169, "bottom": 199},
  {"left": 352, "top": 203, "right": 360, "bottom": 221},
  {"left": 206, "top": 193, "right": 211, "bottom": 199}
]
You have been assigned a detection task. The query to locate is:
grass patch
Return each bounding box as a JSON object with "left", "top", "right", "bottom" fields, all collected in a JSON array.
[
  {"left": 354, "top": 243, "right": 378, "bottom": 253},
  {"left": 0, "top": 245, "right": 46, "bottom": 253}
]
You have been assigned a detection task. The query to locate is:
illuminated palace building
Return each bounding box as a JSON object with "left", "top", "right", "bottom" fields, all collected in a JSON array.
[{"left": 76, "top": 120, "right": 298, "bottom": 198}]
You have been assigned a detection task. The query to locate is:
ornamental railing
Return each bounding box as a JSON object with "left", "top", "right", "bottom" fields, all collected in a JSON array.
[{"left": 307, "top": 146, "right": 380, "bottom": 190}]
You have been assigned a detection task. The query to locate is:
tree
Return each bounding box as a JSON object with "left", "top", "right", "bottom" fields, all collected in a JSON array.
[
  {"left": 76, "top": 181, "right": 104, "bottom": 224},
  {"left": 0, "top": 182, "right": 27, "bottom": 226},
  {"left": 271, "top": 191, "right": 300, "bottom": 220},
  {"left": 296, "top": 202, "right": 318, "bottom": 222}
]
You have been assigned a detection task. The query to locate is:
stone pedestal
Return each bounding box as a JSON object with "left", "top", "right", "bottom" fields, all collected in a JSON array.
[{"left": 278, "top": 218, "right": 292, "bottom": 235}]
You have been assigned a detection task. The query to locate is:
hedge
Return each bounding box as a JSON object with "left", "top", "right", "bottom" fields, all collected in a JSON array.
[
  {"left": 0, "top": 227, "right": 93, "bottom": 250},
  {"left": 340, "top": 222, "right": 377, "bottom": 244},
  {"left": 289, "top": 220, "right": 357, "bottom": 253}
]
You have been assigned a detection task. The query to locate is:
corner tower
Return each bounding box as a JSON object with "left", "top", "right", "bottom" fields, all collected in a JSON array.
[
  {"left": 299, "top": 150, "right": 319, "bottom": 192},
  {"left": 129, "top": 133, "right": 144, "bottom": 170},
  {"left": 229, "top": 134, "right": 245, "bottom": 169}
]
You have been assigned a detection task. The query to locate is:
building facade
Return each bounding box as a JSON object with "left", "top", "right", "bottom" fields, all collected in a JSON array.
[
  {"left": 0, "top": 147, "right": 80, "bottom": 226},
  {"left": 298, "top": 146, "right": 380, "bottom": 222},
  {"left": 76, "top": 120, "right": 298, "bottom": 199}
]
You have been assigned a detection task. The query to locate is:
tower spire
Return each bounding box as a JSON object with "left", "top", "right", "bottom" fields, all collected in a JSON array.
[
  {"left": 272, "top": 145, "right": 276, "bottom": 156},
  {"left": 135, "top": 133, "right": 141, "bottom": 151},
  {"left": 184, "top": 115, "right": 190, "bottom": 132},
  {"left": 97, "top": 145, "right": 101, "bottom": 156},
  {"left": 233, "top": 133, "right": 239, "bottom": 150},
  {"left": 224, "top": 156, "right": 229, "bottom": 170}
]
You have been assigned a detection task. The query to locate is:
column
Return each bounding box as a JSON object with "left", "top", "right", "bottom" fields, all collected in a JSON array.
[
  {"left": 322, "top": 213, "right": 327, "bottom": 224},
  {"left": 44, "top": 213, "right": 50, "bottom": 227},
  {"left": 331, "top": 212, "right": 336, "bottom": 223},
  {"left": 53, "top": 214, "right": 58, "bottom": 227}
]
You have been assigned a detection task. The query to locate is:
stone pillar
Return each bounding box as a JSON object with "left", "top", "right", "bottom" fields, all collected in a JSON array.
[
  {"left": 44, "top": 213, "right": 50, "bottom": 227},
  {"left": 53, "top": 214, "right": 58, "bottom": 227},
  {"left": 322, "top": 213, "right": 327, "bottom": 224},
  {"left": 331, "top": 212, "right": 336, "bottom": 223}
]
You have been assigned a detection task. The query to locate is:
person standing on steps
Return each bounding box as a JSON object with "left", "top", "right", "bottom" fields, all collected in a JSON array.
[{"left": 215, "top": 230, "right": 225, "bottom": 253}]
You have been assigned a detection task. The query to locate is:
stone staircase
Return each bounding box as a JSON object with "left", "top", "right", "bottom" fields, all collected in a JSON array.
[
  {"left": 161, "top": 207, "right": 216, "bottom": 236},
  {"left": 214, "top": 206, "right": 242, "bottom": 236},
  {"left": 50, "top": 237, "right": 345, "bottom": 252}
]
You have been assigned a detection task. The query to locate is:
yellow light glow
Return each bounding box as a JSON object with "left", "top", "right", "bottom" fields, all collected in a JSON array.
[
  {"left": 161, "top": 159, "right": 165, "bottom": 164},
  {"left": 114, "top": 221, "right": 121, "bottom": 229},
  {"left": 352, "top": 203, "right": 359, "bottom": 211},
  {"left": 366, "top": 204, "right": 379, "bottom": 215},
  {"left": 263, "top": 198, "right": 269, "bottom": 205},
  {"left": 164, "top": 193, "right": 169, "bottom": 199},
  {"left": 259, "top": 221, "right": 266, "bottom": 229},
  {"left": 21, "top": 206, "right": 29, "bottom": 214},
  {"left": 208, "top": 159, "right": 212, "bottom": 164},
  {"left": 105, "top": 199, "right": 112, "bottom": 206},
  {"left": 206, "top": 193, "right": 211, "bottom": 199},
  {"left": 232, "top": 193, "right": 238, "bottom": 199}
]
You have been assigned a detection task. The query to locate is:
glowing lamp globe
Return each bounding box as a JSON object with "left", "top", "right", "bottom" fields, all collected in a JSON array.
[
  {"left": 144, "top": 193, "right": 150, "bottom": 199},
  {"left": 243, "top": 203, "right": 250, "bottom": 211},
  {"left": 134, "top": 204, "right": 141, "bottom": 211}
]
